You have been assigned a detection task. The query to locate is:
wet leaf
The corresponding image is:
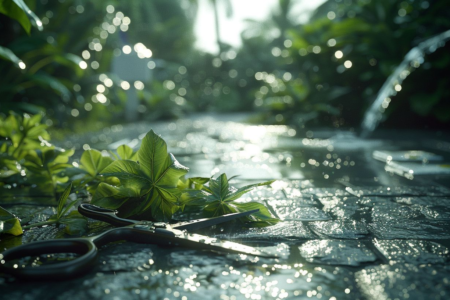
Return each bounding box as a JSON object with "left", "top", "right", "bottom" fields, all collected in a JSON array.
[
  {"left": 0, "top": 206, "right": 23, "bottom": 236},
  {"left": 97, "top": 130, "right": 188, "bottom": 221}
]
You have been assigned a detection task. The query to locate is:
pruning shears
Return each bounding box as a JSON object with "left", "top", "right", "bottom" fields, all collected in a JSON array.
[{"left": 0, "top": 204, "right": 275, "bottom": 280}]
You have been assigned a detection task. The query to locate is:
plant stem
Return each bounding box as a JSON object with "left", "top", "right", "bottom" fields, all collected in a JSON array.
[{"left": 22, "top": 220, "right": 57, "bottom": 229}]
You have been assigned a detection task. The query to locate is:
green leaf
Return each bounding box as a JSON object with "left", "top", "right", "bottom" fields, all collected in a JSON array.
[
  {"left": 0, "top": 0, "right": 30, "bottom": 34},
  {"left": 91, "top": 182, "right": 138, "bottom": 209},
  {"left": 117, "top": 144, "right": 137, "bottom": 160},
  {"left": 98, "top": 130, "right": 189, "bottom": 220},
  {"left": 234, "top": 202, "right": 280, "bottom": 227},
  {"left": 80, "top": 149, "right": 113, "bottom": 177},
  {"left": 209, "top": 173, "right": 230, "bottom": 199},
  {"left": 101, "top": 160, "right": 149, "bottom": 191},
  {"left": 11, "top": 0, "right": 43, "bottom": 31},
  {"left": 137, "top": 130, "right": 172, "bottom": 179},
  {"left": 57, "top": 183, "right": 72, "bottom": 219},
  {"left": 178, "top": 177, "right": 210, "bottom": 190},
  {"left": 0, "top": 206, "right": 23, "bottom": 236},
  {"left": 0, "top": 46, "right": 23, "bottom": 68},
  {"left": 224, "top": 180, "right": 276, "bottom": 202}
]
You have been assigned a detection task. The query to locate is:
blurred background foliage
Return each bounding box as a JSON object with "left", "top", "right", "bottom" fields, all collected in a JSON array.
[{"left": 0, "top": 0, "right": 449, "bottom": 132}]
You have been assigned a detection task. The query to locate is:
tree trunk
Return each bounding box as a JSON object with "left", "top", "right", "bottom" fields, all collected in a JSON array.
[{"left": 211, "top": 0, "right": 222, "bottom": 54}]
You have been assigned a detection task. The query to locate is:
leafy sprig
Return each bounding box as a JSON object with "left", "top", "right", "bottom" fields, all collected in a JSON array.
[
  {"left": 22, "top": 183, "right": 87, "bottom": 235},
  {"left": 181, "top": 173, "right": 279, "bottom": 227}
]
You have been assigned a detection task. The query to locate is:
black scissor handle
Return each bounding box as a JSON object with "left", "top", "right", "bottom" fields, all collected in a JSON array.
[
  {"left": 0, "top": 238, "right": 97, "bottom": 280},
  {"left": 78, "top": 204, "right": 137, "bottom": 227}
]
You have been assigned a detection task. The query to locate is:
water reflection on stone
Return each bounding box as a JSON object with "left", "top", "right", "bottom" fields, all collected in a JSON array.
[
  {"left": 1, "top": 116, "right": 450, "bottom": 299},
  {"left": 299, "top": 240, "right": 377, "bottom": 266}
]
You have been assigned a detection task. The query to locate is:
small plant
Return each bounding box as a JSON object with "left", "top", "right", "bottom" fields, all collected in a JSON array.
[
  {"left": 1, "top": 183, "right": 87, "bottom": 236},
  {"left": 181, "top": 173, "right": 279, "bottom": 226}
]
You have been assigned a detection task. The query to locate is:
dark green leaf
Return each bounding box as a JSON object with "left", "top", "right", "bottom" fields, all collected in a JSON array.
[
  {"left": 11, "top": 0, "right": 43, "bottom": 31},
  {"left": 57, "top": 182, "right": 72, "bottom": 219},
  {"left": 0, "top": 0, "right": 31, "bottom": 34}
]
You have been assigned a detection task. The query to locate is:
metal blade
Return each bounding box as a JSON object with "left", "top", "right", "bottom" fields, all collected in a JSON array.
[
  {"left": 161, "top": 228, "right": 278, "bottom": 258},
  {"left": 172, "top": 209, "right": 259, "bottom": 231}
]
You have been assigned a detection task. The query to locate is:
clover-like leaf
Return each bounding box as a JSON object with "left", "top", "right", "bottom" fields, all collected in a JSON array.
[
  {"left": 0, "top": 206, "right": 23, "bottom": 236},
  {"left": 97, "top": 130, "right": 189, "bottom": 220}
]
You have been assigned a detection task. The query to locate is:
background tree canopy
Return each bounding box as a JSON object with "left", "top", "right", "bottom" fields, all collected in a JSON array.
[{"left": 0, "top": 0, "right": 449, "bottom": 131}]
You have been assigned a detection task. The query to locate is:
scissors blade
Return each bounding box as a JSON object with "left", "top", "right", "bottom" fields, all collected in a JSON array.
[
  {"left": 152, "top": 227, "right": 277, "bottom": 258},
  {"left": 172, "top": 209, "right": 259, "bottom": 231}
]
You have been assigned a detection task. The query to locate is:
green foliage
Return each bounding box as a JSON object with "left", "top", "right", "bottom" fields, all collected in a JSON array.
[
  {"left": 0, "top": 113, "right": 50, "bottom": 160},
  {"left": 20, "top": 183, "right": 87, "bottom": 235},
  {"left": 0, "top": 0, "right": 43, "bottom": 34},
  {"left": 181, "top": 173, "right": 279, "bottom": 227},
  {"left": 91, "top": 130, "right": 278, "bottom": 225},
  {"left": 93, "top": 130, "right": 189, "bottom": 221},
  {"left": 0, "top": 206, "right": 23, "bottom": 236},
  {"left": 1, "top": 118, "right": 278, "bottom": 229},
  {"left": 177, "top": 177, "right": 210, "bottom": 190},
  {"left": 0, "top": 112, "right": 75, "bottom": 201},
  {"left": 116, "top": 145, "right": 137, "bottom": 161},
  {"left": 252, "top": 0, "right": 450, "bottom": 128},
  {"left": 24, "top": 147, "right": 74, "bottom": 194},
  {"left": 80, "top": 149, "right": 114, "bottom": 177},
  {"left": 0, "top": 45, "right": 22, "bottom": 67}
]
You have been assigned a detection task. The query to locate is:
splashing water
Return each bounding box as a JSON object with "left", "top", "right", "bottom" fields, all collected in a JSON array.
[{"left": 361, "top": 29, "right": 450, "bottom": 137}]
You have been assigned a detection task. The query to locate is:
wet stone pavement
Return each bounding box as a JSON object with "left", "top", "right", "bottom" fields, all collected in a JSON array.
[{"left": 1, "top": 115, "right": 450, "bottom": 300}]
